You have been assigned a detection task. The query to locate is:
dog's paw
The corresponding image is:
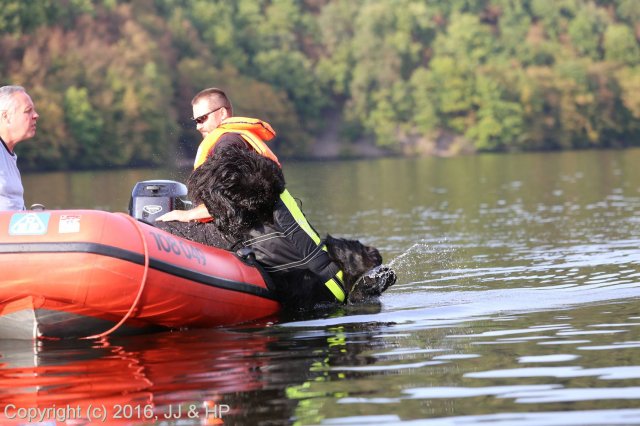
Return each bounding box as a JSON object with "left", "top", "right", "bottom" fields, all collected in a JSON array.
[{"left": 347, "top": 265, "right": 397, "bottom": 304}]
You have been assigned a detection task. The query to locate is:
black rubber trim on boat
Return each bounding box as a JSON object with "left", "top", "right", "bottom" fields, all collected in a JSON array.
[{"left": 0, "top": 242, "right": 278, "bottom": 301}]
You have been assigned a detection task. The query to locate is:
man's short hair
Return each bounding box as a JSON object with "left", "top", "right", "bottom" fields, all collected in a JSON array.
[
  {"left": 0, "top": 86, "right": 26, "bottom": 114},
  {"left": 191, "top": 88, "right": 233, "bottom": 115}
]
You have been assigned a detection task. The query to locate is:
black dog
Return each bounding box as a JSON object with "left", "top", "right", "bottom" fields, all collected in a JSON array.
[{"left": 187, "top": 145, "right": 396, "bottom": 309}]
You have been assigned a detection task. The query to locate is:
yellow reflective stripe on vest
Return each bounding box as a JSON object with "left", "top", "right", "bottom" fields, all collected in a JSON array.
[
  {"left": 280, "top": 189, "right": 321, "bottom": 244},
  {"left": 279, "top": 189, "right": 346, "bottom": 302}
]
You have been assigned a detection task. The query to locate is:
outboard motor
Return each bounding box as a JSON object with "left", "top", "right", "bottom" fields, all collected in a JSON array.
[{"left": 129, "top": 180, "right": 192, "bottom": 222}]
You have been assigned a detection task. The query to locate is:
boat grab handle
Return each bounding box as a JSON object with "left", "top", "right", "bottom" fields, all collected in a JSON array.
[{"left": 82, "top": 213, "right": 150, "bottom": 339}]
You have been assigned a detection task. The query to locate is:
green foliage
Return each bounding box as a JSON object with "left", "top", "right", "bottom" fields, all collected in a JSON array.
[
  {"left": 466, "top": 74, "right": 525, "bottom": 151},
  {"left": 530, "top": 0, "right": 578, "bottom": 40},
  {"left": 253, "top": 49, "right": 327, "bottom": 124},
  {"left": 615, "top": 0, "right": 640, "bottom": 23},
  {"left": 408, "top": 68, "right": 439, "bottom": 135},
  {"left": 436, "top": 13, "right": 495, "bottom": 65},
  {"left": 314, "top": 1, "right": 359, "bottom": 96},
  {"left": 339, "top": 0, "right": 439, "bottom": 147},
  {"left": 0, "top": 0, "right": 639, "bottom": 170},
  {"left": 568, "top": 4, "right": 608, "bottom": 60},
  {"left": 494, "top": 0, "right": 533, "bottom": 60},
  {"left": 616, "top": 66, "right": 640, "bottom": 119},
  {"left": 604, "top": 23, "right": 640, "bottom": 66},
  {"left": 422, "top": 56, "right": 476, "bottom": 133},
  {"left": 0, "top": 0, "right": 93, "bottom": 35},
  {"left": 64, "top": 86, "right": 104, "bottom": 166}
]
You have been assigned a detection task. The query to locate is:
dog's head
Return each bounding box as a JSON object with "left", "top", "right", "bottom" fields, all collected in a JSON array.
[
  {"left": 325, "top": 234, "right": 383, "bottom": 289},
  {"left": 187, "top": 145, "right": 285, "bottom": 238},
  {"left": 347, "top": 265, "right": 397, "bottom": 304},
  {"left": 325, "top": 235, "right": 396, "bottom": 303}
]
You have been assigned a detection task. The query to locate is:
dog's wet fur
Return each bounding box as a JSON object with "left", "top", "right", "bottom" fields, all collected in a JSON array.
[
  {"left": 188, "top": 145, "right": 396, "bottom": 308},
  {"left": 324, "top": 235, "right": 395, "bottom": 303},
  {"left": 187, "top": 144, "right": 284, "bottom": 241}
]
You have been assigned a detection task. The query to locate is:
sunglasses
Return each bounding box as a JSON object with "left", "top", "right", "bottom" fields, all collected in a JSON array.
[{"left": 192, "top": 107, "right": 224, "bottom": 125}]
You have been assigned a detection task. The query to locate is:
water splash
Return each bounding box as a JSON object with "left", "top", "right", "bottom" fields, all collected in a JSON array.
[
  {"left": 386, "top": 240, "right": 454, "bottom": 285},
  {"left": 387, "top": 242, "right": 423, "bottom": 269}
]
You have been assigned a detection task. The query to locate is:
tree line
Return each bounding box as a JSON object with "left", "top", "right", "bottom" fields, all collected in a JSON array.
[{"left": 1, "top": 0, "right": 639, "bottom": 170}]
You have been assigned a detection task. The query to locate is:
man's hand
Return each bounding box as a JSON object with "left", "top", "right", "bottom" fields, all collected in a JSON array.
[
  {"left": 155, "top": 209, "right": 192, "bottom": 222},
  {"left": 155, "top": 204, "right": 211, "bottom": 222}
]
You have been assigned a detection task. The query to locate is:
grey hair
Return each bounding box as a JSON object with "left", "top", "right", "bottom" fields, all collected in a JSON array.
[{"left": 0, "top": 85, "right": 26, "bottom": 113}]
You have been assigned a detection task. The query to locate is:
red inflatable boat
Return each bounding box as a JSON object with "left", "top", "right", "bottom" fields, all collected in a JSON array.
[{"left": 0, "top": 209, "right": 280, "bottom": 339}]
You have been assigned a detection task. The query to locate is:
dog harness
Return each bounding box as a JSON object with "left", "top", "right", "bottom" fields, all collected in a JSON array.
[
  {"left": 194, "top": 117, "right": 281, "bottom": 169},
  {"left": 239, "top": 189, "right": 347, "bottom": 304}
]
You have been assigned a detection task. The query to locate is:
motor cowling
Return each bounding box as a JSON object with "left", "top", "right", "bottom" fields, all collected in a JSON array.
[{"left": 129, "top": 180, "right": 192, "bottom": 222}]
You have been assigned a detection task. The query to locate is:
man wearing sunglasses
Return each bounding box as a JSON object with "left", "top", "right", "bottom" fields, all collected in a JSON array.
[
  {"left": 0, "top": 85, "right": 39, "bottom": 211},
  {"left": 155, "top": 88, "right": 280, "bottom": 246}
]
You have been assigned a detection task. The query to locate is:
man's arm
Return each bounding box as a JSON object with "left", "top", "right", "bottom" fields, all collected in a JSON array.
[{"left": 156, "top": 203, "right": 210, "bottom": 222}]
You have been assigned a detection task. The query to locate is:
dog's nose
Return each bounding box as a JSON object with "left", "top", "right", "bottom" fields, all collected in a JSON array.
[
  {"left": 346, "top": 264, "right": 397, "bottom": 304},
  {"left": 367, "top": 265, "right": 397, "bottom": 288},
  {"left": 370, "top": 265, "right": 397, "bottom": 288}
]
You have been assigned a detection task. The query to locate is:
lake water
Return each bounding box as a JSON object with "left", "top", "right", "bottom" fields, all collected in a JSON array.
[{"left": 4, "top": 149, "right": 640, "bottom": 425}]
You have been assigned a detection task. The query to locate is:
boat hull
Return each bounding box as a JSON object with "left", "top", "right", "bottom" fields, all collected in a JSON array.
[{"left": 0, "top": 210, "right": 280, "bottom": 339}]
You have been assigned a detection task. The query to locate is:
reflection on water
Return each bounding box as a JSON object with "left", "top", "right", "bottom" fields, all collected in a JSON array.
[{"left": 4, "top": 149, "right": 640, "bottom": 424}]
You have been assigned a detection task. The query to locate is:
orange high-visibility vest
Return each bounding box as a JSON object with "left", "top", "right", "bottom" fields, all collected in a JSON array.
[{"left": 193, "top": 117, "right": 280, "bottom": 169}]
